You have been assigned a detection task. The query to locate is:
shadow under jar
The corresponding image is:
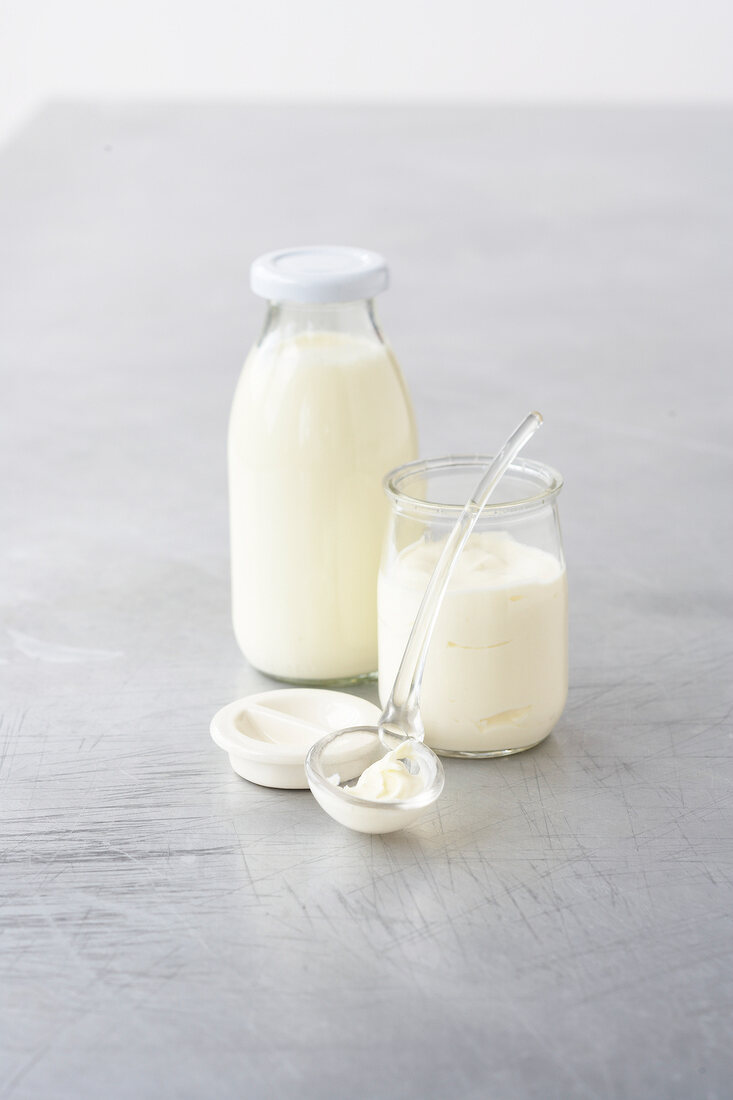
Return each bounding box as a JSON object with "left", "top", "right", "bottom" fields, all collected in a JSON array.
[{"left": 378, "top": 456, "right": 568, "bottom": 757}]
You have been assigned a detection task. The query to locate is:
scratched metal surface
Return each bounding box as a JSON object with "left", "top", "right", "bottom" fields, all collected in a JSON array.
[{"left": 1, "top": 105, "right": 732, "bottom": 1099}]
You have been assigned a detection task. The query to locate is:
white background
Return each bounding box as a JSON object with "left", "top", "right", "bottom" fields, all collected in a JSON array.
[{"left": 2, "top": 0, "right": 733, "bottom": 146}]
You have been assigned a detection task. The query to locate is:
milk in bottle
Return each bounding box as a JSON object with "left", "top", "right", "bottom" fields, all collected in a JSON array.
[{"left": 229, "top": 247, "right": 417, "bottom": 683}]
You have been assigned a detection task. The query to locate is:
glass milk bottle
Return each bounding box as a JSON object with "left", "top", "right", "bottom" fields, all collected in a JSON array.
[
  {"left": 378, "top": 456, "right": 568, "bottom": 755},
  {"left": 229, "top": 247, "right": 418, "bottom": 684}
]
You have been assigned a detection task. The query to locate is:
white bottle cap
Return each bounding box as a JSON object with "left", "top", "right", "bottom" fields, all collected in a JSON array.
[{"left": 250, "top": 246, "right": 389, "bottom": 303}]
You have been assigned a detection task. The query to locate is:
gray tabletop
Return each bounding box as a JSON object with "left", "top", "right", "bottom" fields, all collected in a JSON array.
[{"left": 1, "top": 104, "right": 732, "bottom": 1100}]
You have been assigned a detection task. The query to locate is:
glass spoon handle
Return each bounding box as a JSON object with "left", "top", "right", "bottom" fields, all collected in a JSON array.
[{"left": 379, "top": 411, "right": 543, "bottom": 747}]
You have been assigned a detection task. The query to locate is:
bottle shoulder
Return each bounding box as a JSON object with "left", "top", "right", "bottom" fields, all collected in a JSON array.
[
  {"left": 229, "top": 331, "right": 416, "bottom": 460},
  {"left": 233, "top": 331, "right": 411, "bottom": 401}
]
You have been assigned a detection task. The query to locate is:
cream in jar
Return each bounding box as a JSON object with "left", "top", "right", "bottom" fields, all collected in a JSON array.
[{"left": 378, "top": 530, "right": 568, "bottom": 755}]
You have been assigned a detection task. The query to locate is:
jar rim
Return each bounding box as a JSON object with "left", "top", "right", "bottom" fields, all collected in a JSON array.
[{"left": 384, "top": 454, "right": 564, "bottom": 518}]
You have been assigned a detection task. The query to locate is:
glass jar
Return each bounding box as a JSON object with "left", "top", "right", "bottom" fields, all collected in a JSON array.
[
  {"left": 229, "top": 247, "right": 418, "bottom": 685},
  {"left": 378, "top": 456, "right": 567, "bottom": 756}
]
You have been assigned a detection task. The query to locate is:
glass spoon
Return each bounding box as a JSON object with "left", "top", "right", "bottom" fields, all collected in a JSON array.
[{"left": 305, "top": 410, "right": 543, "bottom": 833}]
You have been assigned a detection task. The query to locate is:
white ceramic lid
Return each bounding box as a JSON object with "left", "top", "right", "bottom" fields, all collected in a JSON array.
[
  {"left": 250, "top": 246, "right": 389, "bottom": 303},
  {"left": 210, "top": 688, "right": 382, "bottom": 790}
]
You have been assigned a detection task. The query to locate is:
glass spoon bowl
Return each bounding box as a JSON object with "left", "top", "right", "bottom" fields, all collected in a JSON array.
[{"left": 306, "top": 727, "right": 444, "bottom": 834}]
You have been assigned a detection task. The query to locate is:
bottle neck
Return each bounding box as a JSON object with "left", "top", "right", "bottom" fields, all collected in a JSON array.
[{"left": 258, "top": 299, "right": 384, "bottom": 345}]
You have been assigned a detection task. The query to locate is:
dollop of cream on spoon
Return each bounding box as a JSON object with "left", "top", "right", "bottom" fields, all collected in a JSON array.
[{"left": 346, "top": 740, "right": 425, "bottom": 801}]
